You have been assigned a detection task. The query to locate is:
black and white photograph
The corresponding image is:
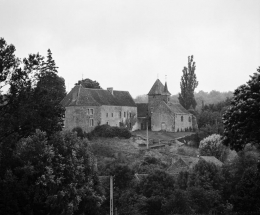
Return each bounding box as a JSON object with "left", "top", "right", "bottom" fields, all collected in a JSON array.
[{"left": 0, "top": 0, "right": 260, "bottom": 214}]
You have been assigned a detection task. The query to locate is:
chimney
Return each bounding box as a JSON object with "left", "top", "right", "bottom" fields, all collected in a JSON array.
[{"left": 107, "top": 87, "right": 113, "bottom": 95}]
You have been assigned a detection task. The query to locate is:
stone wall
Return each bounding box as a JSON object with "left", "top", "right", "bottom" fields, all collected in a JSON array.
[
  {"left": 174, "top": 113, "right": 192, "bottom": 132},
  {"left": 151, "top": 102, "right": 175, "bottom": 132},
  {"left": 148, "top": 95, "right": 170, "bottom": 114},
  {"left": 101, "top": 105, "right": 137, "bottom": 130},
  {"left": 64, "top": 106, "right": 101, "bottom": 133},
  {"left": 64, "top": 105, "right": 138, "bottom": 133}
]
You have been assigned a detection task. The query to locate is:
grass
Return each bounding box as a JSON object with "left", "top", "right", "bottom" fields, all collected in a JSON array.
[{"left": 132, "top": 130, "right": 194, "bottom": 140}]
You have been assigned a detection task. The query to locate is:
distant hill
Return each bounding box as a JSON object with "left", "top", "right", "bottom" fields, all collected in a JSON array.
[{"left": 134, "top": 90, "right": 233, "bottom": 110}]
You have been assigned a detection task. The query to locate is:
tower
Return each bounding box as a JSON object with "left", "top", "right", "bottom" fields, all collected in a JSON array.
[{"left": 147, "top": 79, "right": 171, "bottom": 107}]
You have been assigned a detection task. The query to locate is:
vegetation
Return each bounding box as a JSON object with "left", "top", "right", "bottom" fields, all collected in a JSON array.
[
  {"left": 199, "top": 134, "right": 229, "bottom": 162},
  {"left": 223, "top": 67, "right": 260, "bottom": 151},
  {"left": 87, "top": 124, "right": 132, "bottom": 140},
  {"left": 75, "top": 78, "right": 101, "bottom": 89},
  {"left": 1, "top": 37, "right": 260, "bottom": 214},
  {"left": 178, "top": 55, "right": 199, "bottom": 109}
]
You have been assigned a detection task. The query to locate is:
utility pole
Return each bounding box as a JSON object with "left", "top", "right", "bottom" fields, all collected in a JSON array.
[
  {"left": 110, "top": 175, "right": 113, "bottom": 215},
  {"left": 146, "top": 120, "right": 149, "bottom": 149}
]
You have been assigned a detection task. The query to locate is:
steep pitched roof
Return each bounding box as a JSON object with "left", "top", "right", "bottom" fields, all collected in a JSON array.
[
  {"left": 163, "top": 82, "right": 171, "bottom": 95},
  {"left": 61, "top": 85, "right": 136, "bottom": 107},
  {"left": 148, "top": 79, "right": 165, "bottom": 95},
  {"left": 200, "top": 156, "right": 223, "bottom": 167},
  {"left": 167, "top": 102, "right": 190, "bottom": 114},
  {"left": 136, "top": 103, "right": 148, "bottom": 117}
]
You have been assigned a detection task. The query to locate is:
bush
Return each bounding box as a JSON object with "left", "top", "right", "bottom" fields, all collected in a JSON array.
[
  {"left": 87, "top": 124, "right": 132, "bottom": 140},
  {"left": 72, "top": 126, "right": 86, "bottom": 139}
]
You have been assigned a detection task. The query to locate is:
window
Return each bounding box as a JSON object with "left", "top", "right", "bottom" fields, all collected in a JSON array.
[
  {"left": 90, "top": 109, "right": 94, "bottom": 115},
  {"left": 106, "top": 113, "right": 108, "bottom": 117},
  {"left": 90, "top": 119, "right": 94, "bottom": 127},
  {"left": 181, "top": 116, "right": 183, "bottom": 122},
  {"left": 129, "top": 113, "right": 132, "bottom": 118},
  {"left": 111, "top": 113, "right": 113, "bottom": 117},
  {"left": 119, "top": 111, "right": 121, "bottom": 118},
  {"left": 106, "top": 122, "right": 109, "bottom": 125},
  {"left": 87, "top": 109, "right": 89, "bottom": 115},
  {"left": 124, "top": 112, "right": 126, "bottom": 117},
  {"left": 189, "top": 116, "right": 191, "bottom": 122}
]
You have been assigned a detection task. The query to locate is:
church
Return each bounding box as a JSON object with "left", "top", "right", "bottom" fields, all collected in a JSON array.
[{"left": 136, "top": 79, "right": 196, "bottom": 132}]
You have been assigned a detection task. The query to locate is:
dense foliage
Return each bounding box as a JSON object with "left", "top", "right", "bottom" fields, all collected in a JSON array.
[
  {"left": 0, "top": 130, "right": 104, "bottom": 215},
  {"left": 87, "top": 124, "right": 132, "bottom": 140},
  {"left": 199, "top": 134, "right": 229, "bottom": 162},
  {"left": 178, "top": 55, "right": 199, "bottom": 109},
  {"left": 0, "top": 38, "right": 66, "bottom": 143},
  {"left": 75, "top": 78, "right": 101, "bottom": 89},
  {"left": 223, "top": 67, "right": 260, "bottom": 151}
]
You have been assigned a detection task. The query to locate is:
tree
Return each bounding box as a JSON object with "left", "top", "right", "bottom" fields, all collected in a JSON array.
[
  {"left": 199, "top": 134, "right": 229, "bottom": 162},
  {"left": 75, "top": 78, "right": 101, "bottom": 89},
  {"left": 188, "top": 160, "right": 224, "bottom": 191},
  {"left": 0, "top": 130, "right": 104, "bottom": 215},
  {"left": 0, "top": 37, "right": 18, "bottom": 89},
  {"left": 0, "top": 45, "right": 66, "bottom": 143},
  {"left": 223, "top": 67, "right": 260, "bottom": 151},
  {"left": 178, "top": 55, "right": 198, "bottom": 109},
  {"left": 33, "top": 49, "right": 66, "bottom": 135}
]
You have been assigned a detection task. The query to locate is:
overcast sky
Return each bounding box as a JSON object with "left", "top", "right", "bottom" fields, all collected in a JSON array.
[{"left": 1, "top": 0, "right": 260, "bottom": 97}]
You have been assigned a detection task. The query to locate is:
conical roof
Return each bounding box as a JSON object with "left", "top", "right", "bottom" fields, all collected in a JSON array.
[
  {"left": 148, "top": 79, "right": 171, "bottom": 95},
  {"left": 163, "top": 82, "right": 171, "bottom": 95}
]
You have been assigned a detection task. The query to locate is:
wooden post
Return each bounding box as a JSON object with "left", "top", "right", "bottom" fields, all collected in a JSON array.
[
  {"left": 110, "top": 176, "right": 113, "bottom": 215},
  {"left": 146, "top": 120, "right": 149, "bottom": 149}
]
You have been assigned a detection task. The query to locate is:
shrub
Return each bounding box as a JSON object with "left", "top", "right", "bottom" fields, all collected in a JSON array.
[
  {"left": 72, "top": 126, "right": 85, "bottom": 139},
  {"left": 87, "top": 124, "right": 132, "bottom": 139}
]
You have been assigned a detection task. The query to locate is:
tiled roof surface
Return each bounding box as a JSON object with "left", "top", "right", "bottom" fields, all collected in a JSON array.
[
  {"left": 163, "top": 82, "right": 171, "bottom": 95},
  {"left": 136, "top": 103, "right": 148, "bottom": 117},
  {"left": 148, "top": 79, "right": 165, "bottom": 95},
  {"left": 167, "top": 102, "right": 190, "bottom": 114},
  {"left": 200, "top": 156, "right": 223, "bottom": 167},
  {"left": 61, "top": 86, "right": 136, "bottom": 107}
]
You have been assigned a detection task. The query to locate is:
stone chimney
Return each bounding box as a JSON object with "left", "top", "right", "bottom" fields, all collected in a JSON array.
[{"left": 107, "top": 87, "right": 113, "bottom": 95}]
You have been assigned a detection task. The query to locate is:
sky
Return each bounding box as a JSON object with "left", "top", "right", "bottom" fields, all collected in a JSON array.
[{"left": 1, "top": 0, "right": 260, "bottom": 98}]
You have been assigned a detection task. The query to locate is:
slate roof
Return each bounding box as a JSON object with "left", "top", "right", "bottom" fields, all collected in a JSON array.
[
  {"left": 167, "top": 102, "right": 190, "bottom": 114},
  {"left": 61, "top": 85, "right": 136, "bottom": 107},
  {"left": 148, "top": 79, "right": 171, "bottom": 95},
  {"left": 200, "top": 156, "right": 223, "bottom": 167},
  {"left": 136, "top": 103, "right": 148, "bottom": 117}
]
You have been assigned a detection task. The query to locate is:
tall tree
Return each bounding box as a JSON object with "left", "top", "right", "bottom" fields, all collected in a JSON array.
[
  {"left": 75, "top": 78, "right": 101, "bottom": 89},
  {"left": 178, "top": 55, "right": 198, "bottom": 109},
  {"left": 222, "top": 67, "right": 260, "bottom": 151},
  {"left": 33, "top": 49, "right": 66, "bottom": 135}
]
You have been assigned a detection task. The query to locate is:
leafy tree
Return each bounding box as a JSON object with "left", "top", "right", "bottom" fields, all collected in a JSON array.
[
  {"left": 187, "top": 187, "right": 224, "bottom": 214},
  {"left": 75, "top": 78, "right": 101, "bottom": 89},
  {"left": 162, "top": 189, "right": 192, "bottom": 215},
  {"left": 223, "top": 67, "right": 260, "bottom": 151},
  {"left": 0, "top": 130, "right": 104, "bottom": 215},
  {"left": 230, "top": 166, "right": 260, "bottom": 213},
  {"left": 137, "top": 169, "right": 175, "bottom": 198},
  {"left": 0, "top": 43, "right": 66, "bottom": 143},
  {"left": 188, "top": 160, "right": 224, "bottom": 190},
  {"left": 0, "top": 37, "right": 18, "bottom": 88},
  {"left": 178, "top": 55, "right": 198, "bottom": 109},
  {"left": 199, "top": 134, "right": 229, "bottom": 162},
  {"left": 33, "top": 49, "right": 66, "bottom": 135}
]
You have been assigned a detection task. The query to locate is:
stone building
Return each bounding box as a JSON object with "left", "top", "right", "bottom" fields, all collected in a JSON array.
[
  {"left": 61, "top": 85, "right": 137, "bottom": 133},
  {"left": 136, "top": 79, "right": 195, "bottom": 132}
]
